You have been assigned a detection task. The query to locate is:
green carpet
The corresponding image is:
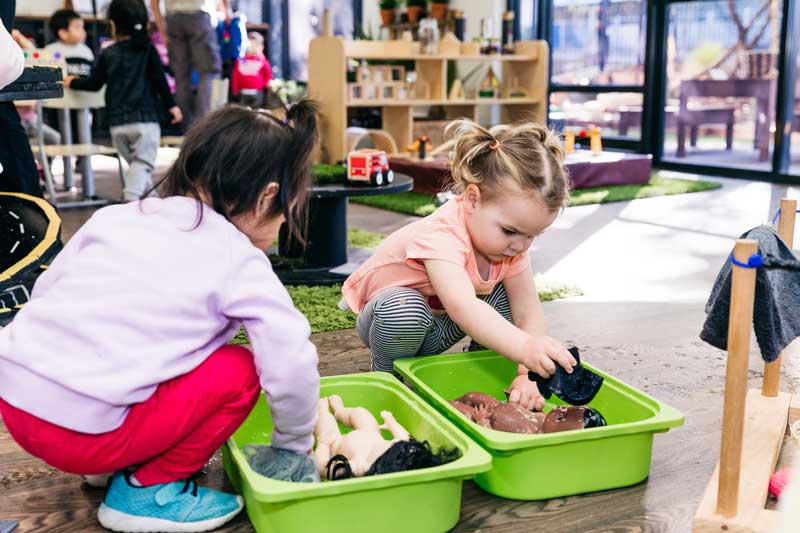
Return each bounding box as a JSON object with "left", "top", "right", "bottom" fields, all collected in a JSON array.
[
  {"left": 351, "top": 174, "right": 722, "bottom": 217},
  {"left": 229, "top": 277, "right": 582, "bottom": 342}
]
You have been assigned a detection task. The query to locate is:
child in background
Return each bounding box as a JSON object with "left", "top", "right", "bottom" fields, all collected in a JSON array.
[
  {"left": 341, "top": 119, "right": 576, "bottom": 411},
  {"left": 45, "top": 9, "right": 94, "bottom": 78},
  {"left": 0, "top": 102, "right": 321, "bottom": 532},
  {"left": 65, "top": 0, "right": 181, "bottom": 201},
  {"left": 231, "top": 31, "right": 272, "bottom": 109},
  {"left": 217, "top": 11, "right": 248, "bottom": 80}
]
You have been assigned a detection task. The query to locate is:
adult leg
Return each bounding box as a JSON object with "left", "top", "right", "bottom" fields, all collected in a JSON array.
[
  {"left": 187, "top": 12, "right": 222, "bottom": 122},
  {"left": 166, "top": 14, "right": 195, "bottom": 128},
  {"left": 0, "top": 102, "right": 41, "bottom": 196}
]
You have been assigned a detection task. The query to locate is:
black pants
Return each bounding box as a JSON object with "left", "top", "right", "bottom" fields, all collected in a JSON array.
[{"left": 0, "top": 0, "right": 41, "bottom": 196}]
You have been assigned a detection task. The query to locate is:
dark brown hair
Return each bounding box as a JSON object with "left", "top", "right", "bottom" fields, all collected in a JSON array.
[
  {"left": 445, "top": 119, "right": 571, "bottom": 211},
  {"left": 153, "top": 101, "right": 318, "bottom": 243}
]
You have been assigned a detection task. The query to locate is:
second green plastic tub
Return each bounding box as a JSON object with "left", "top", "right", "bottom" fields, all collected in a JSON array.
[
  {"left": 394, "top": 351, "right": 685, "bottom": 500},
  {"left": 223, "top": 372, "right": 492, "bottom": 533}
]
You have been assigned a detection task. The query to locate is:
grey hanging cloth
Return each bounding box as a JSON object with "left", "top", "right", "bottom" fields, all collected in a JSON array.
[{"left": 700, "top": 225, "right": 800, "bottom": 362}]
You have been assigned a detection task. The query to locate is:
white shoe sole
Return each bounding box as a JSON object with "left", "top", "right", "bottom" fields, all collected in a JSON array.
[
  {"left": 96, "top": 496, "right": 243, "bottom": 533},
  {"left": 82, "top": 473, "right": 113, "bottom": 488}
]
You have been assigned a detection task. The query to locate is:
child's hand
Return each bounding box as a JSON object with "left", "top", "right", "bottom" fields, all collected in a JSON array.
[
  {"left": 520, "top": 335, "right": 576, "bottom": 378},
  {"left": 169, "top": 106, "right": 183, "bottom": 124},
  {"left": 506, "top": 374, "right": 545, "bottom": 411},
  {"left": 63, "top": 75, "right": 76, "bottom": 88}
]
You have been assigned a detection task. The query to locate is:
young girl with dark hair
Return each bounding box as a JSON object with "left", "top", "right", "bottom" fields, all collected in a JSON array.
[
  {"left": 0, "top": 103, "right": 321, "bottom": 532},
  {"left": 65, "top": 0, "right": 182, "bottom": 202}
]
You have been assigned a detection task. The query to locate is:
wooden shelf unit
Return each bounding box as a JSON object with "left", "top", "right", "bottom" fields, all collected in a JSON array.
[{"left": 308, "top": 37, "right": 549, "bottom": 163}]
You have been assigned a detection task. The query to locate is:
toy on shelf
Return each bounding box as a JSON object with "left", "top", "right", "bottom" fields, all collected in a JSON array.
[
  {"left": 564, "top": 128, "right": 575, "bottom": 154},
  {"left": 479, "top": 66, "right": 500, "bottom": 98},
  {"left": 346, "top": 149, "right": 394, "bottom": 186},
  {"left": 417, "top": 135, "right": 430, "bottom": 160},
  {"left": 448, "top": 78, "right": 465, "bottom": 100},
  {"left": 589, "top": 127, "right": 602, "bottom": 155},
  {"left": 506, "top": 76, "right": 527, "bottom": 98},
  {"left": 348, "top": 62, "right": 410, "bottom": 102}
]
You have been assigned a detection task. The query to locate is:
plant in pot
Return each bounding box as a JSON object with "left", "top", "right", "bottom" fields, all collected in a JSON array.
[
  {"left": 379, "top": 0, "right": 398, "bottom": 26},
  {"left": 430, "top": 0, "right": 448, "bottom": 21},
  {"left": 406, "top": 0, "right": 426, "bottom": 23}
]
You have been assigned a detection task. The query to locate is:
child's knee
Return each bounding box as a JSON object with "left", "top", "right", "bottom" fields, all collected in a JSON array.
[
  {"left": 205, "top": 345, "right": 260, "bottom": 397},
  {"left": 372, "top": 289, "right": 432, "bottom": 330}
]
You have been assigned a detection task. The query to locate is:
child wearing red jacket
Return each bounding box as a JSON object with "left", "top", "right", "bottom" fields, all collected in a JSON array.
[{"left": 232, "top": 32, "right": 272, "bottom": 108}]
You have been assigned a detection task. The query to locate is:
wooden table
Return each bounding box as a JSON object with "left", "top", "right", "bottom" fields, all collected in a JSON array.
[
  {"left": 275, "top": 175, "right": 414, "bottom": 285},
  {"left": 677, "top": 78, "right": 776, "bottom": 161}
]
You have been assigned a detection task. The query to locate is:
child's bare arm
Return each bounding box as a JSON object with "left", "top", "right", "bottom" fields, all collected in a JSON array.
[{"left": 425, "top": 259, "right": 575, "bottom": 377}]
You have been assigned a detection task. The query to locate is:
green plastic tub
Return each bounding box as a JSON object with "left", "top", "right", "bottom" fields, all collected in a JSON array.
[
  {"left": 394, "top": 351, "right": 684, "bottom": 500},
  {"left": 223, "top": 372, "right": 492, "bottom": 533}
]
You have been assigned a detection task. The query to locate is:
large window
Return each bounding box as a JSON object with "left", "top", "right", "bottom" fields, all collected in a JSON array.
[
  {"left": 660, "top": 0, "right": 782, "bottom": 171},
  {"left": 551, "top": 0, "right": 646, "bottom": 85},
  {"left": 544, "top": 0, "right": 647, "bottom": 148}
]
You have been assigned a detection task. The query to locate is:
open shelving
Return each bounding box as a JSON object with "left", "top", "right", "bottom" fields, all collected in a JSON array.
[{"left": 308, "top": 37, "right": 549, "bottom": 163}]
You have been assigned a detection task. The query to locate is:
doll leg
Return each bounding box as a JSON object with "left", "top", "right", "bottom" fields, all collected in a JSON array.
[
  {"left": 379, "top": 411, "right": 410, "bottom": 441},
  {"left": 328, "top": 395, "right": 381, "bottom": 432},
  {"left": 314, "top": 397, "right": 341, "bottom": 476}
]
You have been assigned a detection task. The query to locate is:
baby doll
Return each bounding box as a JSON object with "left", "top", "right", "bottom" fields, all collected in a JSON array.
[{"left": 314, "top": 395, "right": 458, "bottom": 480}]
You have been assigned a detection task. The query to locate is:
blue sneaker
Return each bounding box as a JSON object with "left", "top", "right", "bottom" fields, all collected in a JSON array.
[{"left": 97, "top": 472, "right": 243, "bottom": 532}]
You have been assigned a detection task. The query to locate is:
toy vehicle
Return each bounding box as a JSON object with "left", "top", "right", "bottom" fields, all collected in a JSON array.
[{"left": 346, "top": 149, "right": 394, "bottom": 186}]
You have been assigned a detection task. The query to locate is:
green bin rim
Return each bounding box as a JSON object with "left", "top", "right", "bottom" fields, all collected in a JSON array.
[
  {"left": 225, "top": 371, "right": 493, "bottom": 503},
  {"left": 394, "top": 351, "right": 685, "bottom": 451}
]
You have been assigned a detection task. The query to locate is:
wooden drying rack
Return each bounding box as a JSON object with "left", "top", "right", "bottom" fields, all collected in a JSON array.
[{"left": 693, "top": 198, "right": 800, "bottom": 532}]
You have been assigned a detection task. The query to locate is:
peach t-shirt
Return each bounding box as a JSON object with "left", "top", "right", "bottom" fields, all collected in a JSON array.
[{"left": 341, "top": 197, "right": 531, "bottom": 313}]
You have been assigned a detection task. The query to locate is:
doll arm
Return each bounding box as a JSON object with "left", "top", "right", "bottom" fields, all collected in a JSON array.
[
  {"left": 328, "top": 395, "right": 381, "bottom": 431},
  {"left": 379, "top": 411, "right": 410, "bottom": 441}
]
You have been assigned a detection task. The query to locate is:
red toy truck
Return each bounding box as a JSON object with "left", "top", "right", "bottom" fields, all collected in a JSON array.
[{"left": 346, "top": 149, "right": 394, "bottom": 186}]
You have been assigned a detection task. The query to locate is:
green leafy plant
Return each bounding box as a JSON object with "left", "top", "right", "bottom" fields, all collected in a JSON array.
[
  {"left": 406, "top": 0, "right": 426, "bottom": 7},
  {"left": 379, "top": 0, "right": 399, "bottom": 9},
  {"left": 432, "top": 0, "right": 449, "bottom": 4}
]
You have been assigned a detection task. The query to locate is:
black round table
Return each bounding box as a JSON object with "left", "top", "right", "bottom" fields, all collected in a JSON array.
[{"left": 276, "top": 174, "right": 414, "bottom": 285}]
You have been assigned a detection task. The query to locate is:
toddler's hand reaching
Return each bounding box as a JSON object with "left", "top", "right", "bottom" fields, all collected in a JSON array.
[
  {"left": 506, "top": 374, "right": 544, "bottom": 411},
  {"left": 520, "top": 335, "right": 576, "bottom": 378},
  {"left": 169, "top": 106, "right": 183, "bottom": 124}
]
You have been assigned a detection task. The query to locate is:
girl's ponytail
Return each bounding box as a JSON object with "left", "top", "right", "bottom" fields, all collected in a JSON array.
[{"left": 280, "top": 99, "right": 319, "bottom": 245}]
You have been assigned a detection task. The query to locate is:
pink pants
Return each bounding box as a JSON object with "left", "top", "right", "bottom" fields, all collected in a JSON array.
[{"left": 0, "top": 345, "right": 260, "bottom": 486}]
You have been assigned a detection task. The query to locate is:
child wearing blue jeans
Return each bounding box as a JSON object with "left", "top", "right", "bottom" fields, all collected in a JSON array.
[{"left": 0, "top": 102, "right": 321, "bottom": 532}]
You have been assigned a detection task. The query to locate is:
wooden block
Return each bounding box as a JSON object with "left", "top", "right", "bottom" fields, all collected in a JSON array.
[
  {"left": 693, "top": 389, "right": 791, "bottom": 532},
  {"left": 789, "top": 395, "right": 800, "bottom": 426}
]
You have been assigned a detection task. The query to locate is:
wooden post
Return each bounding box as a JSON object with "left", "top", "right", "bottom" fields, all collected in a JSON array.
[
  {"left": 717, "top": 239, "right": 759, "bottom": 517},
  {"left": 762, "top": 198, "right": 796, "bottom": 397}
]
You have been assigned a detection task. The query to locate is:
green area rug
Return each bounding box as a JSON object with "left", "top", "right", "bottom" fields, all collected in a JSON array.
[
  {"left": 229, "top": 277, "right": 582, "bottom": 341},
  {"left": 351, "top": 174, "right": 722, "bottom": 217}
]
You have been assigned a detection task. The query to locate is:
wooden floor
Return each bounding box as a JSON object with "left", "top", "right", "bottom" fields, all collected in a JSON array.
[{"left": 2, "top": 304, "right": 799, "bottom": 532}]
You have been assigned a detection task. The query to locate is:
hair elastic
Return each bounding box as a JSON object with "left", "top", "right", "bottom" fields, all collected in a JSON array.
[
  {"left": 489, "top": 140, "right": 500, "bottom": 150},
  {"left": 134, "top": 23, "right": 143, "bottom": 30}
]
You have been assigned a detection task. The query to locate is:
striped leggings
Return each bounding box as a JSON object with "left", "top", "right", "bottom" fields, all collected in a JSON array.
[{"left": 356, "top": 284, "right": 512, "bottom": 373}]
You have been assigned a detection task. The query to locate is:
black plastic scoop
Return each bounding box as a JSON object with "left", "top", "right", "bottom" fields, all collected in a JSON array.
[{"left": 527, "top": 347, "right": 604, "bottom": 405}]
